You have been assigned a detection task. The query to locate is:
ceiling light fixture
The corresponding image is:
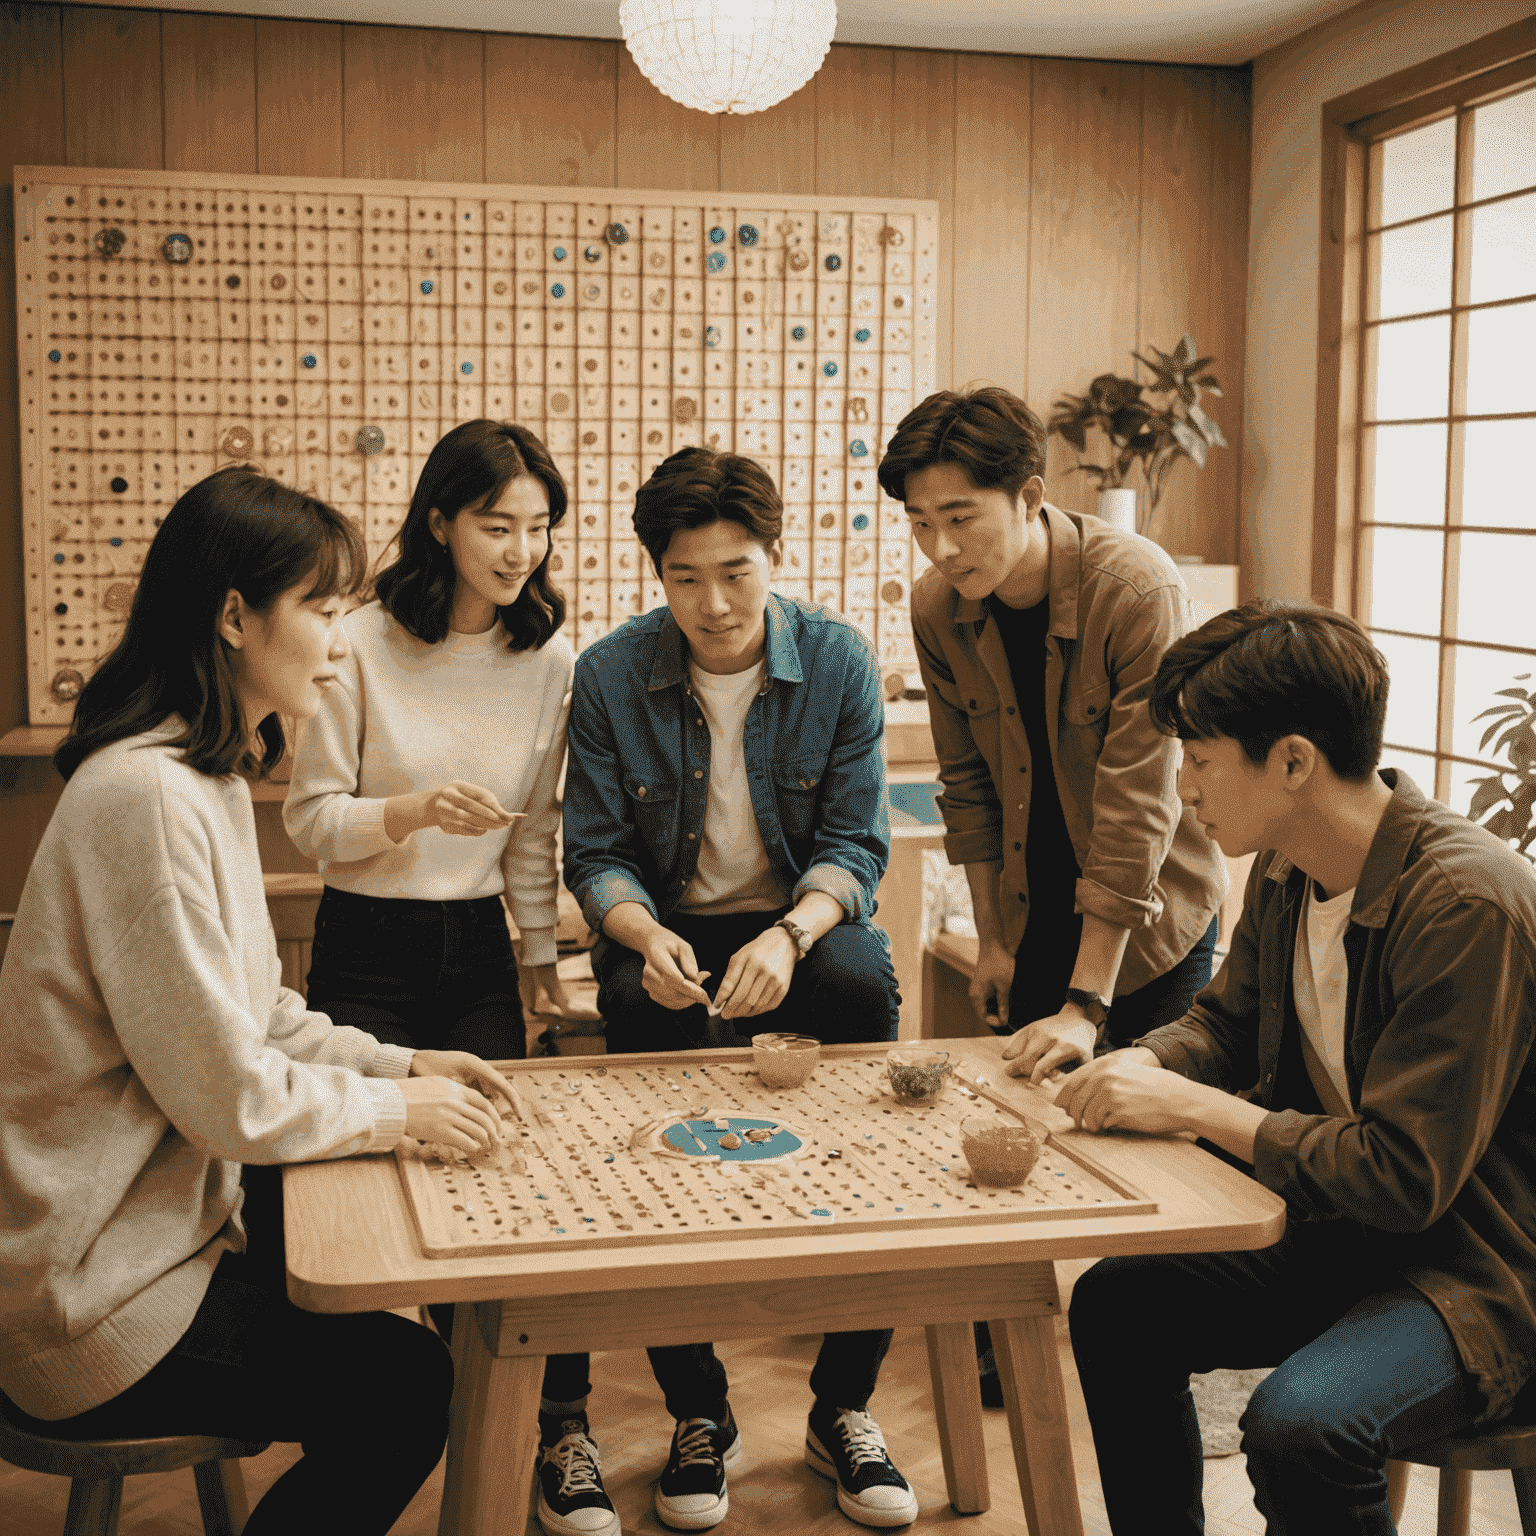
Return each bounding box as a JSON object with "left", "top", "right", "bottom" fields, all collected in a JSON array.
[{"left": 618, "top": 0, "right": 837, "bottom": 116}]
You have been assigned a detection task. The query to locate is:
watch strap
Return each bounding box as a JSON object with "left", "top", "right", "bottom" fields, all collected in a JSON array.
[
  {"left": 1063, "top": 986, "right": 1111, "bottom": 1026},
  {"left": 774, "top": 917, "right": 814, "bottom": 958}
]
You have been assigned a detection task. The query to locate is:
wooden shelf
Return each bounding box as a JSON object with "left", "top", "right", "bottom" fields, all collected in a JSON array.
[{"left": 0, "top": 725, "right": 66, "bottom": 757}]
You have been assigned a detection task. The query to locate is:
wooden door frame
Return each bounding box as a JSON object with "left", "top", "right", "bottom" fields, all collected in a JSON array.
[{"left": 1311, "top": 14, "right": 1536, "bottom": 612}]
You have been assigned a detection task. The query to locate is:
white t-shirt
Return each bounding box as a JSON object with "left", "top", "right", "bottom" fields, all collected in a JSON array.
[
  {"left": 1292, "top": 880, "right": 1356, "bottom": 1116},
  {"left": 677, "top": 660, "right": 792, "bottom": 916}
]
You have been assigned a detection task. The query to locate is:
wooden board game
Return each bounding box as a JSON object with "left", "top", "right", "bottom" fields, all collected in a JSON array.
[
  {"left": 395, "top": 1052, "right": 1156, "bottom": 1259},
  {"left": 13, "top": 167, "right": 939, "bottom": 724}
]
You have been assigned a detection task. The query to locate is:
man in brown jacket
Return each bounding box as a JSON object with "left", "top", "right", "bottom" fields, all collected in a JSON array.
[
  {"left": 1060, "top": 601, "right": 1536, "bottom": 1534},
  {"left": 880, "top": 387, "right": 1227, "bottom": 1068}
]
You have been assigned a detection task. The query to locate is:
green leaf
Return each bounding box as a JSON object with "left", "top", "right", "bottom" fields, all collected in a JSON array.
[
  {"left": 1472, "top": 702, "right": 1525, "bottom": 721},
  {"left": 1467, "top": 774, "right": 1511, "bottom": 822},
  {"left": 1188, "top": 402, "right": 1228, "bottom": 449},
  {"left": 1492, "top": 687, "right": 1533, "bottom": 701},
  {"left": 1481, "top": 714, "right": 1522, "bottom": 751},
  {"left": 1195, "top": 374, "right": 1224, "bottom": 395},
  {"left": 1170, "top": 418, "right": 1207, "bottom": 466}
]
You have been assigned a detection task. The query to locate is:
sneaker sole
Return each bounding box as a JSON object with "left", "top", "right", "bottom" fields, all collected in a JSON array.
[
  {"left": 536, "top": 1494, "right": 622, "bottom": 1536},
  {"left": 805, "top": 1431, "right": 919, "bottom": 1529},
  {"left": 653, "top": 1428, "right": 743, "bottom": 1531}
]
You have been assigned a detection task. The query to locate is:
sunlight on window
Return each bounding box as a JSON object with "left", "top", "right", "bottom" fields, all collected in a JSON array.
[
  {"left": 1369, "top": 315, "right": 1451, "bottom": 419},
  {"left": 1468, "top": 192, "right": 1536, "bottom": 305},
  {"left": 1373, "top": 631, "right": 1440, "bottom": 751},
  {"left": 1454, "top": 531, "right": 1536, "bottom": 650},
  {"left": 1378, "top": 115, "right": 1457, "bottom": 226},
  {"left": 1371, "top": 215, "right": 1453, "bottom": 318},
  {"left": 1448, "top": 645, "right": 1536, "bottom": 761},
  {"left": 1470, "top": 86, "right": 1536, "bottom": 203},
  {"left": 1365, "top": 526, "right": 1443, "bottom": 635},
  {"left": 1466, "top": 300, "right": 1536, "bottom": 416},
  {"left": 1364, "top": 423, "right": 1447, "bottom": 524},
  {"left": 1462, "top": 420, "right": 1536, "bottom": 527}
]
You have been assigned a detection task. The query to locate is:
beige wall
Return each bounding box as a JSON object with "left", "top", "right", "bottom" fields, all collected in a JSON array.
[{"left": 1242, "top": 0, "right": 1536, "bottom": 601}]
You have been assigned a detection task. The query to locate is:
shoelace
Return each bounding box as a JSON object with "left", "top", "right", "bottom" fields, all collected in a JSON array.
[
  {"left": 549, "top": 1432, "right": 604, "bottom": 1496},
  {"left": 834, "top": 1410, "right": 892, "bottom": 1471},
  {"left": 674, "top": 1417, "right": 725, "bottom": 1469}
]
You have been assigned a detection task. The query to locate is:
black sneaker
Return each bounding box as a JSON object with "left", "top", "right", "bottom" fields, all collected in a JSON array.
[
  {"left": 805, "top": 1404, "right": 919, "bottom": 1528},
  {"left": 536, "top": 1416, "right": 620, "bottom": 1536},
  {"left": 653, "top": 1408, "right": 742, "bottom": 1530}
]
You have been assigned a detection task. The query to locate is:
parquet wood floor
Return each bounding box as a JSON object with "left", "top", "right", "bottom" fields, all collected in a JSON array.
[{"left": 0, "top": 1260, "right": 1523, "bottom": 1535}]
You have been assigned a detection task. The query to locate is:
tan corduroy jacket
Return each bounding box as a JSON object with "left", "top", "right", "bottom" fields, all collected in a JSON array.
[{"left": 910, "top": 504, "right": 1226, "bottom": 995}]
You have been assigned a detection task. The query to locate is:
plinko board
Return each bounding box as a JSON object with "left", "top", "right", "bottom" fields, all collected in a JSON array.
[
  {"left": 394, "top": 1053, "right": 1155, "bottom": 1259},
  {"left": 14, "top": 167, "right": 939, "bottom": 724}
]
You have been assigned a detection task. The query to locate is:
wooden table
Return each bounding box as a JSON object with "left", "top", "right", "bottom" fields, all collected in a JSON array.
[{"left": 283, "top": 1036, "right": 1284, "bottom": 1536}]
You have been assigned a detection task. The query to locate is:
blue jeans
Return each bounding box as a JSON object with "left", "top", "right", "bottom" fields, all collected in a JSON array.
[{"left": 1069, "top": 1220, "right": 1485, "bottom": 1534}]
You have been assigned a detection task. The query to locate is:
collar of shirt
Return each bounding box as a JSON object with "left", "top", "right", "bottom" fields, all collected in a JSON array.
[
  {"left": 947, "top": 504, "right": 1081, "bottom": 642},
  {"left": 645, "top": 592, "right": 806, "bottom": 693}
]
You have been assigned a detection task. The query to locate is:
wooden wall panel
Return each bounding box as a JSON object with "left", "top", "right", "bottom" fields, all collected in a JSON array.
[
  {"left": 61, "top": 7, "right": 163, "bottom": 170},
  {"left": 720, "top": 79, "right": 816, "bottom": 193},
  {"left": 485, "top": 35, "right": 617, "bottom": 187},
  {"left": 342, "top": 25, "right": 485, "bottom": 183},
  {"left": 953, "top": 53, "right": 1030, "bottom": 397},
  {"left": 815, "top": 45, "right": 894, "bottom": 199},
  {"left": 255, "top": 19, "right": 343, "bottom": 178},
  {"left": 892, "top": 50, "right": 956, "bottom": 395},
  {"left": 615, "top": 49, "right": 719, "bottom": 189},
  {"left": 1028, "top": 59, "right": 1144, "bottom": 512},
  {"left": 1137, "top": 66, "right": 1213, "bottom": 552},
  {"left": 162, "top": 12, "right": 255, "bottom": 174}
]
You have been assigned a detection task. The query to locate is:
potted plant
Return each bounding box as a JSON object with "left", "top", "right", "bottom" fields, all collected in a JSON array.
[
  {"left": 1466, "top": 675, "right": 1536, "bottom": 863},
  {"left": 1046, "top": 334, "right": 1226, "bottom": 536}
]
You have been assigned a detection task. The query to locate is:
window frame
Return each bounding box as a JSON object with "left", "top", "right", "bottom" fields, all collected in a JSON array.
[{"left": 1313, "top": 17, "right": 1536, "bottom": 803}]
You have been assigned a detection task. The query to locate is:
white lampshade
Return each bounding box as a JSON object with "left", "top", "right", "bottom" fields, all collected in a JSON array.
[{"left": 619, "top": 0, "right": 837, "bottom": 116}]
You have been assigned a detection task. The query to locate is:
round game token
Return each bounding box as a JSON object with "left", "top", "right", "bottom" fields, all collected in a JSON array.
[
  {"left": 850, "top": 440, "right": 868, "bottom": 458},
  {"left": 48, "top": 349, "right": 60, "bottom": 363},
  {"left": 420, "top": 279, "right": 434, "bottom": 294},
  {"left": 551, "top": 282, "right": 566, "bottom": 298},
  {"left": 584, "top": 245, "right": 603, "bottom": 262},
  {"left": 737, "top": 224, "right": 759, "bottom": 246},
  {"left": 301, "top": 353, "right": 317, "bottom": 368},
  {"left": 855, "top": 327, "right": 871, "bottom": 343},
  {"left": 824, "top": 253, "right": 842, "bottom": 271},
  {"left": 50, "top": 668, "right": 84, "bottom": 703},
  {"left": 606, "top": 222, "right": 630, "bottom": 244},
  {"left": 553, "top": 245, "right": 568, "bottom": 261},
  {"left": 460, "top": 361, "right": 474, "bottom": 375},
  {"left": 709, "top": 226, "right": 726, "bottom": 244},
  {"left": 706, "top": 251, "right": 726, "bottom": 272},
  {"left": 162, "top": 232, "right": 192, "bottom": 264},
  {"left": 355, "top": 424, "right": 386, "bottom": 456},
  {"left": 791, "top": 326, "right": 806, "bottom": 341},
  {"left": 852, "top": 513, "right": 870, "bottom": 531},
  {"left": 93, "top": 227, "right": 126, "bottom": 258},
  {"left": 823, "top": 360, "right": 838, "bottom": 377}
]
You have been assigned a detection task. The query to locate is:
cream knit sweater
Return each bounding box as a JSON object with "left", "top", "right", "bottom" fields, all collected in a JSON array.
[{"left": 0, "top": 721, "right": 414, "bottom": 1420}]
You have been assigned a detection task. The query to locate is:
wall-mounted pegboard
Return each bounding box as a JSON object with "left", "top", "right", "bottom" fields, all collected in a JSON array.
[{"left": 14, "top": 166, "right": 939, "bottom": 725}]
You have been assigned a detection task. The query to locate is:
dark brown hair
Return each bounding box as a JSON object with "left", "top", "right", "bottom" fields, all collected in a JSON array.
[
  {"left": 1150, "top": 599, "right": 1390, "bottom": 782},
  {"left": 373, "top": 419, "right": 567, "bottom": 650},
  {"left": 55, "top": 467, "right": 365, "bottom": 782},
  {"left": 877, "top": 386, "right": 1048, "bottom": 504},
  {"left": 632, "top": 446, "right": 783, "bottom": 570}
]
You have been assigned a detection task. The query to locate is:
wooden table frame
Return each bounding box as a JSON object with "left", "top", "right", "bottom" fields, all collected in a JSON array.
[{"left": 283, "top": 1037, "right": 1285, "bottom": 1536}]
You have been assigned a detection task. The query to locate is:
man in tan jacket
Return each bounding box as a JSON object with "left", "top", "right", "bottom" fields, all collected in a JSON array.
[{"left": 880, "top": 386, "right": 1227, "bottom": 1072}]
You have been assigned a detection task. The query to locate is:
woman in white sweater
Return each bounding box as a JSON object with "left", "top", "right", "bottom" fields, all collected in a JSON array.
[
  {"left": 284, "top": 418, "right": 578, "bottom": 1064},
  {"left": 0, "top": 467, "right": 514, "bottom": 1534}
]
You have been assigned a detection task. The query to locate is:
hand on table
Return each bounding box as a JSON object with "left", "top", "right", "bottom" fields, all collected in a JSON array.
[
  {"left": 399, "top": 1072, "right": 504, "bottom": 1156},
  {"left": 1051, "top": 1047, "right": 1192, "bottom": 1134},
  {"left": 968, "top": 942, "right": 1016, "bottom": 1031},
  {"left": 641, "top": 929, "right": 713, "bottom": 1011},
  {"left": 409, "top": 1049, "right": 517, "bottom": 1110},
  {"left": 714, "top": 925, "right": 797, "bottom": 1021},
  {"left": 526, "top": 963, "right": 602, "bottom": 1022},
  {"left": 1002, "top": 1009, "right": 1099, "bottom": 1086}
]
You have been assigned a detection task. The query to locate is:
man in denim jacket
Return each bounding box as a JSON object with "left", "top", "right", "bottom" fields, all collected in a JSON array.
[{"left": 560, "top": 447, "right": 915, "bottom": 1534}]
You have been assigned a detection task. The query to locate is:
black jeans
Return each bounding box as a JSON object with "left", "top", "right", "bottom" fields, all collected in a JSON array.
[
  {"left": 1007, "top": 913, "right": 1220, "bottom": 1050},
  {"left": 593, "top": 907, "right": 900, "bottom": 1421},
  {"left": 304, "top": 886, "right": 527, "bottom": 1060},
  {"left": 594, "top": 907, "right": 902, "bottom": 1053},
  {"left": 303, "top": 887, "right": 591, "bottom": 1400},
  {"left": 16, "top": 1166, "right": 451, "bottom": 1536},
  {"left": 1070, "top": 1221, "right": 1485, "bottom": 1534}
]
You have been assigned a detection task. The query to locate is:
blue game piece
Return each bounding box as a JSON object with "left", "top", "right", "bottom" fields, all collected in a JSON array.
[
  {"left": 301, "top": 353, "right": 317, "bottom": 368},
  {"left": 855, "top": 328, "right": 871, "bottom": 343},
  {"left": 792, "top": 325, "right": 806, "bottom": 341},
  {"left": 460, "top": 361, "right": 474, "bottom": 374},
  {"left": 48, "top": 349, "right": 60, "bottom": 363},
  {"left": 706, "top": 251, "right": 726, "bottom": 272},
  {"left": 823, "top": 361, "right": 838, "bottom": 378},
  {"left": 420, "top": 279, "right": 433, "bottom": 294},
  {"left": 709, "top": 226, "right": 726, "bottom": 244},
  {"left": 553, "top": 245, "right": 568, "bottom": 261},
  {"left": 850, "top": 440, "right": 868, "bottom": 458},
  {"left": 551, "top": 283, "right": 566, "bottom": 298},
  {"left": 852, "top": 513, "right": 869, "bottom": 531}
]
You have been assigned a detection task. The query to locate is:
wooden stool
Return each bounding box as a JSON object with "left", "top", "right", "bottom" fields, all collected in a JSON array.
[
  {"left": 1386, "top": 1409, "right": 1536, "bottom": 1536},
  {"left": 0, "top": 1392, "right": 268, "bottom": 1536}
]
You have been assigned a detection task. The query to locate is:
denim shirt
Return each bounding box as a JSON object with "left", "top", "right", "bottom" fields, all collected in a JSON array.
[{"left": 562, "top": 594, "right": 891, "bottom": 936}]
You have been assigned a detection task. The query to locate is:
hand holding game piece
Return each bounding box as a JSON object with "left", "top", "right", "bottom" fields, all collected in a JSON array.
[
  {"left": 1002, "top": 1010, "right": 1099, "bottom": 1086},
  {"left": 411, "top": 781, "right": 522, "bottom": 838},
  {"left": 398, "top": 1074, "right": 503, "bottom": 1157},
  {"left": 968, "top": 941, "right": 1015, "bottom": 1031},
  {"left": 714, "top": 924, "right": 797, "bottom": 1020},
  {"left": 640, "top": 928, "right": 713, "bottom": 1010},
  {"left": 409, "top": 1048, "right": 518, "bottom": 1112}
]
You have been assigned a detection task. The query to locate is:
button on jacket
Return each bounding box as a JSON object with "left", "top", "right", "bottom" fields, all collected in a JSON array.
[
  {"left": 563, "top": 594, "right": 890, "bottom": 936},
  {"left": 911, "top": 504, "right": 1226, "bottom": 994},
  {"left": 1142, "top": 770, "right": 1536, "bottom": 1422}
]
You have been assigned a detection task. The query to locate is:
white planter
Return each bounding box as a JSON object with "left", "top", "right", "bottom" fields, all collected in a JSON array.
[{"left": 1098, "top": 487, "right": 1138, "bottom": 534}]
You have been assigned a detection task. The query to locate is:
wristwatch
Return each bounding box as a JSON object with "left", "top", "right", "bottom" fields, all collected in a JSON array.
[
  {"left": 1063, "top": 987, "right": 1112, "bottom": 1027},
  {"left": 774, "top": 917, "right": 814, "bottom": 960}
]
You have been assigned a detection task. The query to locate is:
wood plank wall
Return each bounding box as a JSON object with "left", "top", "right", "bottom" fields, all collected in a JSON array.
[{"left": 0, "top": 3, "right": 1251, "bottom": 910}]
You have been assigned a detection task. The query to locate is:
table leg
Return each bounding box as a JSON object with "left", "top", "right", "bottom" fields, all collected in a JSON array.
[
  {"left": 924, "top": 1321, "right": 991, "bottom": 1513},
  {"left": 990, "top": 1311, "right": 1084, "bottom": 1536},
  {"left": 437, "top": 1302, "right": 542, "bottom": 1536}
]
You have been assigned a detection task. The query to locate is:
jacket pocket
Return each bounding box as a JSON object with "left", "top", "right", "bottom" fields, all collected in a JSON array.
[
  {"left": 771, "top": 757, "right": 825, "bottom": 843},
  {"left": 1064, "top": 678, "right": 1112, "bottom": 730}
]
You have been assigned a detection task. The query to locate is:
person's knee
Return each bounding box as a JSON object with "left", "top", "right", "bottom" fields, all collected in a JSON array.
[
  {"left": 1240, "top": 1371, "right": 1334, "bottom": 1471},
  {"left": 801, "top": 925, "right": 898, "bottom": 1041}
]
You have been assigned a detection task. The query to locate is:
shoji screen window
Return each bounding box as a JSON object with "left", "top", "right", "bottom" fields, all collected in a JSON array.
[{"left": 1359, "top": 80, "right": 1536, "bottom": 815}]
